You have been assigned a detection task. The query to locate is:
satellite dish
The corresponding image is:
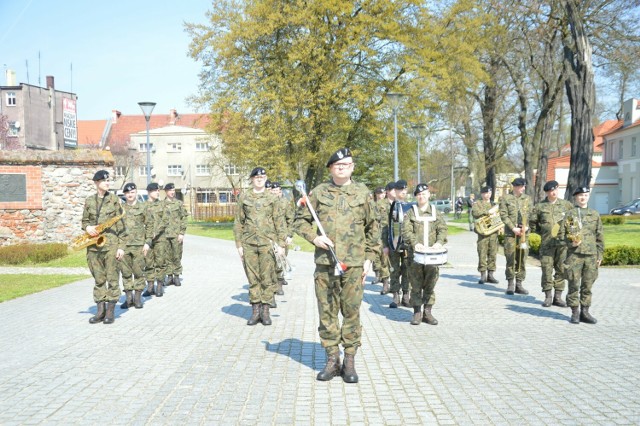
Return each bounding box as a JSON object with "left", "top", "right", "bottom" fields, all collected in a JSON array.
[
  {"left": 14, "top": 121, "right": 20, "bottom": 129},
  {"left": 158, "top": 179, "right": 164, "bottom": 187}
]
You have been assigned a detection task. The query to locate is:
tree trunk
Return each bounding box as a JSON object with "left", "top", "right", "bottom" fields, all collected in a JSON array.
[{"left": 480, "top": 74, "right": 498, "bottom": 203}]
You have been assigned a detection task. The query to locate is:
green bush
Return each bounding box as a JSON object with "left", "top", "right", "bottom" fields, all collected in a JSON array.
[
  {"left": 204, "top": 215, "right": 234, "bottom": 223},
  {"left": 601, "top": 215, "right": 626, "bottom": 225},
  {"left": 602, "top": 245, "right": 640, "bottom": 266},
  {"left": 0, "top": 243, "right": 69, "bottom": 265},
  {"left": 528, "top": 233, "right": 541, "bottom": 255}
]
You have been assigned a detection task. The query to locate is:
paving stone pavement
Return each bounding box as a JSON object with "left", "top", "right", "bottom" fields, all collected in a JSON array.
[{"left": 1, "top": 229, "right": 639, "bottom": 425}]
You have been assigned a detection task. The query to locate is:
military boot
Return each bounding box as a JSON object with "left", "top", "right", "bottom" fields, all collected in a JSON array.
[
  {"left": 103, "top": 302, "right": 116, "bottom": 324},
  {"left": 143, "top": 281, "right": 154, "bottom": 297},
  {"left": 155, "top": 280, "right": 164, "bottom": 297},
  {"left": 174, "top": 275, "right": 182, "bottom": 286},
  {"left": 478, "top": 271, "right": 487, "bottom": 284},
  {"left": 133, "top": 290, "right": 143, "bottom": 309},
  {"left": 121, "top": 290, "right": 133, "bottom": 309},
  {"left": 317, "top": 353, "right": 341, "bottom": 381},
  {"left": 553, "top": 289, "right": 567, "bottom": 307},
  {"left": 506, "top": 279, "right": 515, "bottom": 295},
  {"left": 515, "top": 280, "right": 529, "bottom": 295},
  {"left": 261, "top": 304, "right": 272, "bottom": 326},
  {"left": 486, "top": 271, "right": 499, "bottom": 284},
  {"left": 89, "top": 302, "right": 106, "bottom": 324},
  {"left": 580, "top": 306, "right": 597, "bottom": 324},
  {"left": 247, "top": 303, "right": 261, "bottom": 326},
  {"left": 423, "top": 304, "right": 439, "bottom": 325},
  {"left": 380, "top": 278, "right": 390, "bottom": 295},
  {"left": 270, "top": 298, "right": 277, "bottom": 309},
  {"left": 401, "top": 292, "right": 411, "bottom": 307},
  {"left": 165, "top": 274, "right": 173, "bottom": 286},
  {"left": 410, "top": 306, "right": 422, "bottom": 325},
  {"left": 341, "top": 353, "right": 359, "bottom": 383},
  {"left": 276, "top": 279, "right": 284, "bottom": 295},
  {"left": 542, "top": 290, "right": 553, "bottom": 307},
  {"left": 389, "top": 292, "right": 400, "bottom": 308},
  {"left": 570, "top": 306, "right": 580, "bottom": 324}
]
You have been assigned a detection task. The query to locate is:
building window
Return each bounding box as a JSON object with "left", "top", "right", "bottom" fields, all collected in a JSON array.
[
  {"left": 618, "top": 140, "right": 623, "bottom": 160},
  {"left": 7, "top": 121, "right": 19, "bottom": 137},
  {"left": 167, "top": 165, "right": 183, "bottom": 176},
  {"left": 168, "top": 143, "right": 182, "bottom": 152},
  {"left": 197, "top": 190, "right": 217, "bottom": 203},
  {"left": 139, "top": 166, "right": 152, "bottom": 177},
  {"left": 196, "top": 164, "right": 211, "bottom": 175},
  {"left": 114, "top": 166, "right": 126, "bottom": 177},
  {"left": 224, "top": 164, "right": 239, "bottom": 176},
  {"left": 5, "top": 92, "right": 16, "bottom": 106},
  {"left": 195, "top": 142, "right": 209, "bottom": 151},
  {"left": 139, "top": 143, "right": 154, "bottom": 152},
  {"left": 632, "top": 137, "right": 637, "bottom": 157}
]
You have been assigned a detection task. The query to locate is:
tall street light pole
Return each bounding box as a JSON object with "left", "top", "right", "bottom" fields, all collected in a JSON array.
[
  {"left": 411, "top": 124, "right": 426, "bottom": 183},
  {"left": 385, "top": 93, "right": 405, "bottom": 181},
  {"left": 138, "top": 102, "right": 156, "bottom": 185}
]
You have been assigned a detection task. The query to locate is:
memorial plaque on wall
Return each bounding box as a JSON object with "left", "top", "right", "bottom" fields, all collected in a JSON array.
[{"left": 0, "top": 174, "right": 27, "bottom": 202}]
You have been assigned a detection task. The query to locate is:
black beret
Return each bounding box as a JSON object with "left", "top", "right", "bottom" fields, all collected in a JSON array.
[
  {"left": 385, "top": 182, "right": 396, "bottom": 191},
  {"left": 164, "top": 183, "right": 175, "bottom": 191},
  {"left": 123, "top": 182, "right": 137, "bottom": 193},
  {"left": 511, "top": 177, "right": 526, "bottom": 186},
  {"left": 395, "top": 179, "right": 408, "bottom": 190},
  {"left": 92, "top": 170, "right": 110, "bottom": 181},
  {"left": 413, "top": 183, "right": 429, "bottom": 196},
  {"left": 480, "top": 186, "right": 492, "bottom": 194},
  {"left": 543, "top": 180, "right": 559, "bottom": 192},
  {"left": 146, "top": 182, "right": 160, "bottom": 191},
  {"left": 249, "top": 167, "right": 267, "bottom": 178},
  {"left": 270, "top": 182, "right": 281, "bottom": 189},
  {"left": 573, "top": 186, "right": 590, "bottom": 195},
  {"left": 374, "top": 187, "right": 385, "bottom": 194},
  {"left": 326, "top": 148, "right": 352, "bottom": 167},
  {"left": 265, "top": 180, "right": 272, "bottom": 188}
]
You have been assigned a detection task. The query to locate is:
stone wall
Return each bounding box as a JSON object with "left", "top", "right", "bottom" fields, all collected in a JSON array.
[{"left": 0, "top": 150, "right": 115, "bottom": 246}]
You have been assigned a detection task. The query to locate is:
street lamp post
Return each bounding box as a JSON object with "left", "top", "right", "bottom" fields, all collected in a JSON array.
[
  {"left": 385, "top": 93, "right": 405, "bottom": 181},
  {"left": 411, "top": 124, "right": 426, "bottom": 183},
  {"left": 138, "top": 102, "right": 156, "bottom": 185}
]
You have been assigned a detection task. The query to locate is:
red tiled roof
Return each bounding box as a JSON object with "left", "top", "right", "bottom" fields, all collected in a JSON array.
[
  {"left": 77, "top": 120, "right": 107, "bottom": 147},
  {"left": 600, "top": 118, "right": 640, "bottom": 137}
]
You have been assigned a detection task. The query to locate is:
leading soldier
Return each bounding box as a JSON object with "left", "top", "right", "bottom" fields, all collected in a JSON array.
[
  {"left": 82, "top": 170, "right": 126, "bottom": 324},
  {"left": 529, "top": 180, "right": 574, "bottom": 307},
  {"left": 163, "top": 183, "right": 188, "bottom": 287},
  {"left": 295, "top": 148, "right": 380, "bottom": 383},
  {"left": 471, "top": 186, "right": 500, "bottom": 284}
]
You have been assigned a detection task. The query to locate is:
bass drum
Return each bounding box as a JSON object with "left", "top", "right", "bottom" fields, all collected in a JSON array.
[{"left": 388, "top": 201, "right": 415, "bottom": 252}]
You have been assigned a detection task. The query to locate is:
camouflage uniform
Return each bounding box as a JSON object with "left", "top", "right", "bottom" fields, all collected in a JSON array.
[
  {"left": 471, "top": 199, "right": 499, "bottom": 273},
  {"left": 401, "top": 204, "right": 447, "bottom": 308},
  {"left": 530, "top": 198, "right": 574, "bottom": 292},
  {"left": 163, "top": 197, "right": 188, "bottom": 279},
  {"left": 82, "top": 192, "right": 126, "bottom": 303},
  {"left": 275, "top": 196, "right": 295, "bottom": 282},
  {"left": 119, "top": 200, "right": 148, "bottom": 291},
  {"left": 373, "top": 198, "right": 391, "bottom": 280},
  {"left": 382, "top": 202, "right": 411, "bottom": 298},
  {"left": 144, "top": 198, "right": 168, "bottom": 285},
  {"left": 499, "top": 193, "right": 532, "bottom": 282},
  {"left": 559, "top": 207, "right": 604, "bottom": 308},
  {"left": 295, "top": 180, "right": 380, "bottom": 356},
  {"left": 234, "top": 190, "right": 286, "bottom": 304}
]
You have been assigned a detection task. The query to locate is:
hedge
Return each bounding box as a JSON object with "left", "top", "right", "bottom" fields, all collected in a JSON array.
[
  {"left": 0, "top": 243, "right": 69, "bottom": 265},
  {"left": 600, "top": 215, "right": 626, "bottom": 225}
]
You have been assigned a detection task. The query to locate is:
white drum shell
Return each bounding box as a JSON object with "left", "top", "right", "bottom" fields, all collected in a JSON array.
[{"left": 413, "top": 249, "right": 448, "bottom": 266}]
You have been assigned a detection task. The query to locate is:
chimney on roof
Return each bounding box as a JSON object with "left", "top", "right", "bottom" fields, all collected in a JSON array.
[
  {"left": 170, "top": 108, "right": 178, "bottom": 125},
  {"left": 111, "top": 109, "right": 121, "bottom": 123},
  {"left": 46, "top": 75, "right": 54, "bottom": 89}
]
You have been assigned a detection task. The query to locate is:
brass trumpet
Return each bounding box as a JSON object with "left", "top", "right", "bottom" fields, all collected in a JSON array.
[{"left": 70, "top": 213, "right": 125, "bottom": 251}]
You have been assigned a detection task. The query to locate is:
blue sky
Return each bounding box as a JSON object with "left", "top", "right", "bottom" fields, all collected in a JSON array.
[{"left": 0, "top": 0, "right": 211, "bottom": 120}]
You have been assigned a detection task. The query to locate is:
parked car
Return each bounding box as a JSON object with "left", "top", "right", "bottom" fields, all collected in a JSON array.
[
  {"left": 430, "top": 199, "right": 452, "bottom": 214},
  {"left": 610, "top": 198, "right": 640, "bottom": 216}
]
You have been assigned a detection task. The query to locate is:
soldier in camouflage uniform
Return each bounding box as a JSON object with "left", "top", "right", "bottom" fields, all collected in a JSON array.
[
  {"left": 383, "top": 179, "right": 412, "bottom": 308},
  {"left": 499, "top": 177, "right": 531, "bottom": 295},
  {"left": 295, "top": 148, "right": 380, "bottom": 383},
  {"left": 163, "top": 183, "right": 188, "bottom": 286},
  {"left": 529, "top": 180, "right": 574, "bottom": 308},
  {"left": 471, "top": 186, "right": 499, "bottom": 284},
  {"left": 373, "top": 185, "right": 392, "bottom": 294},
  {"left": 401, "top": 184, "right": 447, "bottom": 326},
  {"left": 559, "top": 187, "right": 603, "bottom": 324},
  {"left": 271, "top": 181, "right": 294, "bottom": 294},
  {"left": 143, "top": 183, "right": 168, "bottom": 298},
  {"left": 118, "top": 183, "right": 148, "bottom": 310},
  {"left": 234, "top": 167, "right": 287, "bottom": 326},
  {"left": 82, "top": 170, "right": 126, "bottom": 324}
]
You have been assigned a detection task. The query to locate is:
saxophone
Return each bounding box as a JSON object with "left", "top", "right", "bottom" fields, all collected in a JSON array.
[{"left": 70, "top": 212, "right": 125, "bottom": 251}]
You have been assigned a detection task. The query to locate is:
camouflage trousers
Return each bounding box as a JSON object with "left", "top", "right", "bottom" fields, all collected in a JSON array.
[
  {"left": 166, "top": 237, "right": 184, "bottom": 276},
  {"left": 314, "top": 265, "right": 363, "bottom": 356},
  {"left": 476, "top": 233, "right": 498, "bottom": 272},
  {"left": 145, "top": 240, "right": 168, "bottom": 282},
  {"left": 408, "top": 262, "right": 438, "bottom": 307},
  {"left": 503, "top": 236, "right": 528, "bottom": 281},
  {"left": 564, "top": 253, "right": 598, "bottom": 307},
  {"left": 373, "top": 249, "right": 390, "bottom": 280},
  {"left": 389, "top": 250, "right": 410, "bottom": 293},
  {"left": 87, "top": 249, "right": 121, "bottom": 302},
  {"left": 539, "top": 244, "right": 567, "bottom": 292},
  {"left": 242, "top": 244, "right": 277, "bottom": 304},
  {"left": 118, "top": 246, "right": 146, "bottom": 291}
]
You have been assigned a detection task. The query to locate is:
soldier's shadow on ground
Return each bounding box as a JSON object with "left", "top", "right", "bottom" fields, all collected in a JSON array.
[
  {"left": 221, "top": 302, "right": 253, "bottom": 321},
  {"left": 262, "top": 338, "right": 325, "bottom": 371},
  {"left": 456, "top": 280, "right": 504, "bottom": 293},
  {"left": 362, "top": 284, "right": 414, "bottom": 323},
  {"left": 506, "top": 304, "right": 570, "bottom": 321},
  {"left": 484, "top": 291, "right": 543, "bottom": 306}
]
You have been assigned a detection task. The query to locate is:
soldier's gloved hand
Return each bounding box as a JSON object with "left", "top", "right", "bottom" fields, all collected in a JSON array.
[
  {"left": 276, "top": 246, "right": 285, "bottom": 257},
  {"left": 361, "top": 259, "right": 372, "bottom": 284},
  {"left": 572, "top": 240, "right": 582, "bottom": 247},
  {"left": 86, "top": 225, "right": 99, "bottom": 237},
  {"left": 285, "top": 236, "right": 293, "bottom": 245},
  {"left": 115, "top": 249, "right": 124, "bottom": 261},
  {"left": 143, "top": 243, "right": 150, "bottom": 256},
  {"left": 237, "top": 247, "right": 244, "bottom": 258},
  {"left": 415, "top": 243, "right": 426, "bottom": 252},
  {"left": 178, "top": 234, "right": 184, "bottom": 244},
  {"left": 432, "top": 242, "right": 443, "bottom": 249},
  {"left": 383, "top": 247, "right": 389, "bottom": 256},
  {"left": 313, "top": 235, "right": 334, "bottom": 250},
  {"left": 513, "top": 227, "right": 522, "bottom": 236}
]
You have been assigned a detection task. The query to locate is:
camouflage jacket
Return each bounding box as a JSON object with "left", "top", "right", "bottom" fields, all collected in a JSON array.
[
  {"left": 295, "top": 179, "right": 381, "bottom": 267},
  {"left": 401, "top": 204, "right": 447, "bottom": 251},
  {"left": 559, "top": 207, "right": 604, "bottom": 259},
  {"left": 379, "top": 200, "right": 397, "bottom": 249},
  {"left": 145, "top": 199, "right": 167, "bottom": 245},
  {"left": 121, "top": 201, "right": 148, "bottom": 246},
  {"left": 530, "top": 198, "right": 574, "bottom": 249},
  {"left": 499, "top": 193, "right": 532, "bottom": 238},
  {"left": 234, "top": 190, "right": 286, "bottom": 247},
  {"left": 163, "top": 198, "right": 188, "bottom": 238},
  {"left": 277, "top": 196, "right": 296, "bottom": 238},
  {"left": 81, "top": 191, "right": 126, "bottom": 252}
]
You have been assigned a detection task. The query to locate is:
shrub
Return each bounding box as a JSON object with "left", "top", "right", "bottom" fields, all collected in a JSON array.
[
  {"left": 0, "top": 244, "right": 30, "bottom": 265},
  {"left": 602, "top": 245, "right": 640, "bottom": 266},
  {"left": 0, "top": 243, "right": 69, "bottom": 265},
  {"left": 528, "top": 233, "right": 541, "bottom": 255},
  {"left": 601, "top": 215, "right": 626, "bottom": 225},
  {"left": 204, "top": 215, "right": 234, "bottom": 223}
]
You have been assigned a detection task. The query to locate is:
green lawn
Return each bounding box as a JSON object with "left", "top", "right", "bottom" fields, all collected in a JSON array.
[
  {"left": 0, "top": 274, "right": 90, "bottom": 303},
  {"left": 603, "top": 219, "right": 640, "bottom": 248}
]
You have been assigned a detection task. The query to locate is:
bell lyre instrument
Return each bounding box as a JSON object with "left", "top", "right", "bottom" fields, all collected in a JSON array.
[{"left": 411, "top": 205, "right": 448, "bottom": 266}]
